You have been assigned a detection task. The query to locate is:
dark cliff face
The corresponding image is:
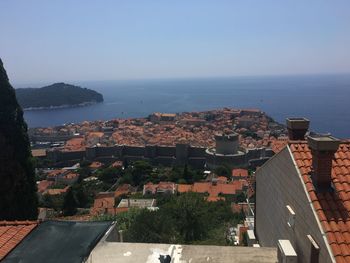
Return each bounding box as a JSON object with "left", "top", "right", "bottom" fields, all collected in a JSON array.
[{"left": 0, "top": 58, "right": 38, "bottom": 220}]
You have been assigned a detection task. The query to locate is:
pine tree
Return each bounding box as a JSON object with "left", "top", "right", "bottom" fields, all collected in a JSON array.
[
  {"left": 62, "top": 188, "right": 78, "bottom": 216},
  {"left": 0, "top": 58, "right": 38, "bottom": 220}
]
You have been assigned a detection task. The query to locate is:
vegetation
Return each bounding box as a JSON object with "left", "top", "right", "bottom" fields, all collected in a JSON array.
[
  {"left": 118, "top": 160, "right": 204, "bottom": 187},
  {"left": 16, "top": 82, "right": 104, "bottom": 109},
  {"left": 0, "top": 58, "right": 38, "bottom": 220},
  {"left": 94, "top": 193, "right": 245, "bottom": 245},
  {"left": 62, "top": 188, "right": 78, "bottom": 216},
  {"left": 214, "top": 165, "right": 231, "bottom": 179}
]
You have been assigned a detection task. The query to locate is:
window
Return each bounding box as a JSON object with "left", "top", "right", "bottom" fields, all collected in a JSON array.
[
  {"left": 286, "top": 205, "right": 296, "bottom": 228},
  {"left": 307, "top": 235, "right": 320, "bottom": 263}
]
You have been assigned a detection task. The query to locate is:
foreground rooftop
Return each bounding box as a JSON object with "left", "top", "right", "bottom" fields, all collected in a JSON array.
[{"left": 88, "top": 242, "right": 277, "bottom": 263}]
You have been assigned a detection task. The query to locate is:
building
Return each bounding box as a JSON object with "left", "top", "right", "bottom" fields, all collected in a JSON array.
[
  {"left": 178, "top": 180, "right": 246, "bottom": 202},
  {"left": 91, "top": 192, "right": 116, "bottom": 216},
  {"left": 143, "top": 182, "right": 176, "bottom": 195},
  {"left": 0, "top": 220, "right": 278, "bottom": 263},
  {"left": 88, "top": 242, "right": 277, "bottom": 263},
  {"left": 0, "top": 221, "right": 39, "bottom": 261},
  {"left": 117, "top": 199, "right": 157, "bottom": 210},
  {"left": 1, "top": 221, "right": 114, "bottom": 263},
  {"left": 149, "top": 112, "right": 176, "bottom": 123},
  {"left": 232, "top": 168, "right": 249, "bottom": 180},
  {"left": 205, "top": 132, "right": 272, "bottom": 169},
  {"left": 256, "top": 117, "right": 350, "bottom": 263}
]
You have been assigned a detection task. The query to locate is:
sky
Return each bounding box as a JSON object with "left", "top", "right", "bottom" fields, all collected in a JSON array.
[{"left": 1, "top": 0, "right": 350, "bottom": 85}]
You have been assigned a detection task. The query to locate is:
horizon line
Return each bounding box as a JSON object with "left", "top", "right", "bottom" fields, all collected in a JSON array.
[{"left": 12, "top": 71, "right": 350, "bottom": 88}]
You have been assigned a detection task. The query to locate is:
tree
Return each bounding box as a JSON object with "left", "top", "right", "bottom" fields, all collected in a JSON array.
[
  {"left": 214, "top": 165, "right": 231, "bottom": 179},
  {"left": 62, "top": 188, "right": 78, "bottom": 216},
  {"left": 125, "top": 209, "right": 178, "bottom": 243},
  {"left": 0, "top": 58, "right": 38, "bottom": 220},
  {"left": 98, "top": 166, "right": 121, "bottom": 184},
  {"left": 127, "top": 160, "right": 152, "bottom": 186}
]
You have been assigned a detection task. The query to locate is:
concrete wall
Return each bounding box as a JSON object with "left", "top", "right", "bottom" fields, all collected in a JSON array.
[{"left": 256, "top": 146, "right": 333, "bottom": 263}]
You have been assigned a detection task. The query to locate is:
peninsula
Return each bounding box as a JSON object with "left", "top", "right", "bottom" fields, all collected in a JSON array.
[{"left": 16, "top": 83, "right": 104, "bottom": 110}]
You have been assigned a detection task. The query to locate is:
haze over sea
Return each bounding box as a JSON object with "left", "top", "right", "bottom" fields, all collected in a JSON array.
[{"left": 21, "top": 74, "right": 350, "bottom": 138}]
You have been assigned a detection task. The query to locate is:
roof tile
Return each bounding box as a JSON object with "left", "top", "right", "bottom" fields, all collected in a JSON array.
[
  {"left": 291, "top": 142, "right": 350, "bottom": 261},
  {"left": 0, "top": 221, "right": 38, "bottom": 260}
]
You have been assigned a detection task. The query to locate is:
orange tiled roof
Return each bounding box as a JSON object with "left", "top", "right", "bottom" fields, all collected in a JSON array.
[
  {"left": 37, "top": 180, "right": 54, "bottom": 193},
  {"left": 271, "top": 139, "right": 288, "bottom": 154},
  {"left": 89, "top": 161, "right": 103, "bottom": 169},
  {"left": 192, "top": 181, "right": 244, "bottom": 197},
  {"left": 45, "top": 186, "right": 70, "bottom": 195},
  {"left": 177, "top": 184, "right": 193, "bottom": 193},
  {"left": 115, "top": 184, "right": 132, "bottom": 197},
  {"left": 91, "top": 194, "right": 116, "bottom": 216},
  {"left": 0, "top": 221, "right": 38, "bottom": 260},
  {"left": 217, "top": 176, "right": 228, "bottom": 183},
  {"left": 232, "top": 169, "right": 249, "bottom": 178},
  {"left": 290, "top": 142, "right": 350, "bottom": 263}
]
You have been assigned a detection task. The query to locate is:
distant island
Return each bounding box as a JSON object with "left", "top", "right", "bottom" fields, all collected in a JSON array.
[{"left": 16, "top": 83, "right": 104, "bottom": 110}]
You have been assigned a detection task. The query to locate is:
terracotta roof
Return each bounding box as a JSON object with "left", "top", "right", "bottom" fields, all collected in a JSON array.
[
  {"left": 192, "top": 181, "right": 244, "bottom": 198},
  {"left": 271, "top": 139, "right": 288, "bottom": 154},
  {"left": 0, "top": 221, "right": 38, "bottom": 260},
  {"left": 115, "top": 184, "right": 132, "bottom": 197},
  {"left": 217, "top": 176, "right": 228, "bottom": 183},
  {"left": 89, "top": 161, "right": 103, "bottom": 169},
  {"left": 143, "top": 182, "right": 175, "bottom": 194},
  {"left": 45, "top": 186, "right": 70, "bottom": 195},
  {"left": 37, "top": 180, "right": 54, "bottom": 193},
  {"left": 290, "top": 142, "right": 350, "bottom": 263},
  {"left": 31, "top": 149, "right": 46, "bottom": 157},
  {"left": 232, "top": 169, "right": 249, "bottom": 178},
  {"left": 177, "top": 184, "right": 193, "bottom": 193},
  {"left": 91, "top": 195, "right": 116, "bottom": 216}
]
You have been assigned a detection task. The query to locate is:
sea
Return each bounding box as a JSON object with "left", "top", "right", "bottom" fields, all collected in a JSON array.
[{"left": 21, "top": 74, "right": 350, "bottom": 138}]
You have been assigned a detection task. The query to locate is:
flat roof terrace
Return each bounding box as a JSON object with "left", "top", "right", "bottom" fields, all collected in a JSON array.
[{"left": 88, "top": 242, "right": 277, "bottom": 263}]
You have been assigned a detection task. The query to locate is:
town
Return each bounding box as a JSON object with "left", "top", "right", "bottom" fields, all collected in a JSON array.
[
  {"left": 29, "top": 108, "right": 287, "bottom": 246},
  {"left": 2, "top": 1, "right": 349, "bottom": 261}
]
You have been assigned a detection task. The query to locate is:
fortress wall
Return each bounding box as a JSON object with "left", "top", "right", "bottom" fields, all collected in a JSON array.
[
  {"left": 246, "top": 148, "right": 266, "bottom": 160},
  {"left": 154, "top": 156, "right": 175, "bottom": 166},
  {"left": 188, "top": 147, "right": 206, "bottom": 157},
  {"left": 123, "top": 146, "right": 145, "bottom": 156},
  {"left": 30, "top": 135, "right": 76, "bottom": 142},
  {"left": 145, "top": 145, "right": 157, "bottom": 158},
  {"left": 95, "top": 146, "right": 118, "bottom": 157},
  {"left": 176, "top": 144, "right": 189, "bottom": 165},
  {"left": 205, "top": 152, "right": 247, "bottom": 169},
  {"left": 188, "top": 157, "right": 206, "bottom": 168},
  {"left": 51, "top": 150, "right": 85, "bottom": 162},
  {"left": 156, "top": 146, "right": 176, "bottom": 157}
]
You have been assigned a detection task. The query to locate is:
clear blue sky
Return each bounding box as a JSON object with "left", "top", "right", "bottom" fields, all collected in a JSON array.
[{"left": 1, "top": 0, "right": 350, "bottom": 85}]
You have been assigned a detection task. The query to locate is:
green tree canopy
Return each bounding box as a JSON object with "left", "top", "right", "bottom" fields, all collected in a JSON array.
[
  {"left": 0, "top": 58, "right": 38, "bottom": 220},
  {"left": 62, "top": 188, "right": 78, "bottom": 216}
]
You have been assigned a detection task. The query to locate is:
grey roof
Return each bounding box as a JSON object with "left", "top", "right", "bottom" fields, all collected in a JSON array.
[{"left": 3, "top": 220, "right": 112, "bottom": 263}]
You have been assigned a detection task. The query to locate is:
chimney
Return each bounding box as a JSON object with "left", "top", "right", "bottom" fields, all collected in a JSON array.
[
  {"left": 307, "top": 134, "right": 340, "bottom": 192},
  {"left": 286, "top": 118, "right": 310, "bottom": 140}
]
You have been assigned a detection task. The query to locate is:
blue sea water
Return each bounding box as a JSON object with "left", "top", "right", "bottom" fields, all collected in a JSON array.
[{"left": 23, "top": 74, "right": 350, "bottom": 138}]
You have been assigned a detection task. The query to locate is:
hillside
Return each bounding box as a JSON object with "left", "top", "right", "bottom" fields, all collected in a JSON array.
[{"left": 16, "top": 83, "right": 104, "bottom": 109}]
